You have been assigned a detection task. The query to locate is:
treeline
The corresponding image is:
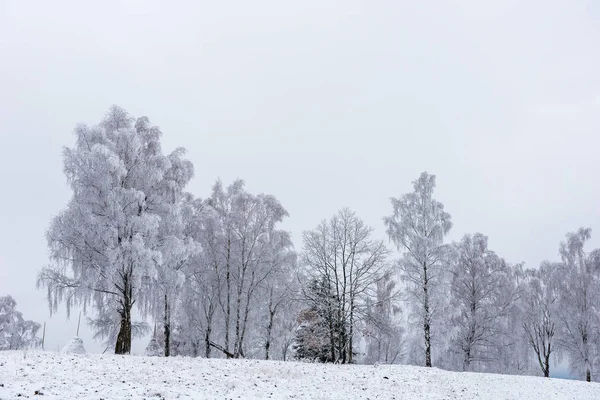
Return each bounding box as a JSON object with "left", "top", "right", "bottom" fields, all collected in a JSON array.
[{"left": 38, "top": 106, "right": 600, "bottom": 382}]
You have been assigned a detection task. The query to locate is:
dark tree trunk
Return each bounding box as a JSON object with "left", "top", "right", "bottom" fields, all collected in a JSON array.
[
  {"left": 348, "top": 295, "right": 355, "bottom": 364},
  {"left": 237, "top": 283, "right": 254, "bottom": 359},
  {"left": 543, "top": 350, "right": 550, "bottom": 377},
  {"left": 328, "top": 310, "right": 336, "bottom": 362},
  {"left": 423, "top": 262, "right": 432, "bottom": 368},
  {"left": 205, "top": 325, "right": 212, "bottom": 358},
  {"left": 115, "top": 309, "right": 132, "bottom": 354},
  {"left": 463, "top": 297, "right": 476, "bottom": 371},
  {"left": 584, "top": 332, "right": 591, "bottom": 382},
  {"left": 115, "top": 270, "right": 133, "bottom": 355},
  {"left": 265, "top": 309, "right": 275, "bottom": 360},
  {"left": 204, "top": 300, "right": 214, "bottom": 358},
  {"left": 164, "top": 293, "right": 170, "bottom": 357},
  {"left": 339, "top": 322, "right": 347, "bottom": 364},
  {"left": 234, "top": 285, "right": 243, "bottom": 358},
  {"left": 463, "top": 348, "right": 471, "bottom": 371},
  {"left": 208, "top": 340, "right": 235, "bottom": 358},
  {"left": 225, "top": 238, "right": 232, "bottom": 353}
]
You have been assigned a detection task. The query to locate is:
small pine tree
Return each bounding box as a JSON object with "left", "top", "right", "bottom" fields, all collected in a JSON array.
[{"left": 294, "top": 278, "right": 343, "bottom": 362}]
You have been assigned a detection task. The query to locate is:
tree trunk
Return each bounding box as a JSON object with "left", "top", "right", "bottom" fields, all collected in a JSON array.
[
  {"left": 337, "top": 303, "right": 346, "bottom": 364},
  {"left": 115, "top": 313, "right": 131, "bottom": 354},
  {"left": 225, "top": 240, "right": 231, "bottom": 353},
  {"left": 164, "top": 293, "right": 170, "bottom": 357},
  {"left": 584, "top": 333, "right": 591, "bottom": 382},
  {"left": 282, "top": 340, "right": 290, "bottom": 362},
  {"left": 543, "top": 352, "right": 550, "bottom": 377},
  {"left": 209, "top": 340, "right": 235, "bottom": 358},
  {"left": 204, "top": 300, "right": 214, "bottom": 358},
  {"left": 328, "top": 308, "right": 336, "bottom": 362},
  {"left": 423, "top": 263, "right": 432, "bottom": 367},
  {"left": 463, "top": 296, "right": 477, "bottom": 371},
  {"left": 115, "top": 270, "right": 133, "bottom": 355},
  {"left": 348, "top": 295, "right": 354, "bottom": 364},
  {"left": 205, "top": 325, "right": 212, "bottom": 358},
  {"left": 238, "top": 282, "right": 256, "bottom": 359},
  {"left": 191, "top": 341, "right": 198, "bottom": 358},
  {"left": 234, "top": 285, "right": 243, "bottom": 358},
  {"left": 265, "top": 309, "right": 275, "bottom": 360}
]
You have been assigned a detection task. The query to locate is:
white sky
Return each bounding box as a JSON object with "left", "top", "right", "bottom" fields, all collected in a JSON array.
[{"left": 1, "top": 0, "right": 599, "bottom": 367}]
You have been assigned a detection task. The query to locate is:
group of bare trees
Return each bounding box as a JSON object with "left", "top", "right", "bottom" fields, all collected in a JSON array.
[{"left": 296, "top": 209, "right": 389, "bottom": 363}]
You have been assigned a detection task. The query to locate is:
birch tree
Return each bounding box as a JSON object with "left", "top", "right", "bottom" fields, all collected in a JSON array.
[
  {"left": 520, "top": 262, "right": 559, "bottom": 377},
  {"left": 384, "top": 172, "right": 452, "bottom": 367},
  {"left": 202, "top": 180, "right": 294, "bottom": 358},
  {"left": 363, "top": 271, "right": 405, "bottom": 364},
  {"left": 147, "top": 192, "right": 198, "bottom": 356},
  {"left": 447, "top": 233, "right": 518, "bottom": 371},
  {"left": 261, "top": 252, "right": 297, "bottom": 360},
  {"left": 555, "top": 228, "right": 600, "bottom": 382},
  {"left": 38, "top": 106, "right": 193, "bottom": 354}
]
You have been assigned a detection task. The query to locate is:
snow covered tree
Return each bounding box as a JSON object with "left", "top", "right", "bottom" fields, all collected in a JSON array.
[
  {"left": 520, "top": 262, "right": 560, "bottom": 377},
  {"left": 555, "top": 228, "right": 600, "bottom": 382},
  {"left": 173, "top": 196, "right": 228, "bottom": 359},
  {"left": 169, "top": 279, "right": 206, "bottom": 357},
  {"left": 38, "top": 106, "right": 194, "bottom": 354},
  {"left": 175, "top": 196, "right": 222, "bottom": 358},
  {"left": 301, "top": 208, "right": 390, "bottom": 363},
  {"left": 446, "top": 233, "right": 518, "bottom": 371},
  {"left": 363, "top": 271, "right": 404, "bottom": 364},
  {"left": 145, "top": 192, "right": 198, "bottom": 357},
  {"left": 384, "top": 172, "right": 452, "bottom": 367},
  {"left": 273, "top": 295, "right": 302, "bottom": 361},
  {"left": 0, "top": 295, "right": 41, "bottom": 350},
  {"left": 260, "top": 252, "right": 298, "bottom": 360},
  {"left": 198, "top": 179, "right": 294, "bottom": 359}
]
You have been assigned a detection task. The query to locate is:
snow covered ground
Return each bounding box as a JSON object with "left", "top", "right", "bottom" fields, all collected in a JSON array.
[{"left": 0, "top": 351, "right": 597, "bottom": 400}]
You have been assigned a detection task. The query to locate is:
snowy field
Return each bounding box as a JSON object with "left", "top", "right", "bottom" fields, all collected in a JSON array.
[{"left": 0, "top": 351, "right": 598, "bottom": 400}]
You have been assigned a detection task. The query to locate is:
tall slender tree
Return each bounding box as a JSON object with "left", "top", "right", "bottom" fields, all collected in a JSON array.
[
  {"left": 520, "top": 262, "right": 559, "bottom": 377},
  {"left": 447, "top": 233, "right": 518, "bottom": 371},
  {"left": 555, "top": 228, "right": 600, "bottom": 382},
  {"left": 147, "top": 192, "right": 198, "bottom": 356},
  {"left": 384, "top": 172, "right": 452, "bottom": 367},
  {"left": 363, "top": 271, "right": 405, "bottom": 364}
]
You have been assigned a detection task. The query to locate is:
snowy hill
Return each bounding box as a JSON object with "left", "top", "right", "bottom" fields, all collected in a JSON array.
[{"left": 0, "top": 351, "right": 597, "bottom": 400}]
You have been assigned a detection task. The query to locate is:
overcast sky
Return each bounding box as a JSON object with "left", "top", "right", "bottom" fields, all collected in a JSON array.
[{"left": 1, "top": 0, "right": 599, "bottom": 363}]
